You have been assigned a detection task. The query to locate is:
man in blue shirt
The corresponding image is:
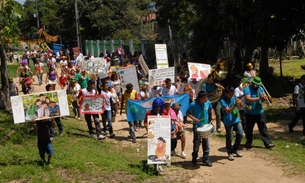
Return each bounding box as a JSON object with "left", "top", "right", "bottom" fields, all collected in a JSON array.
[
  {"left": 220, "top": 86, "right": 244, "bottom": 161},
  {"left": 202, "top": 74, "right": 224, "bottom": 132},
  {"left": 244, "top": 76, "right": 274, "bottom": 149},
  {"left": 49, "top": 101, "right": 64, "bottom": 140},
  {"left": 187, "top": 91, "right": 214, "bottom": 167}
]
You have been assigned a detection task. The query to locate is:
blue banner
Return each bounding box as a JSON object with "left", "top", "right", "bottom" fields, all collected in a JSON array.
[{"left": 127, "top": 93, "right": 190, "bottom": 122}]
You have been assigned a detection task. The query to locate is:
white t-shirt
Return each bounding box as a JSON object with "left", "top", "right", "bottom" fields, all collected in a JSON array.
[
  {"left": 80, "top": 88, "right": 96, "bottom": 96},
  {"left": 188, "top": 80, "right": 200, "bottom": 99},
  {"left": 243, "top": 70, "right": 256, "bottom": 82},
  {"left": 149, "top": 87, "right": 162, "bottom": 98},
  {"left": 161, "top": 85, "right": 177, "bottom": 96},
  {"left": 234, "top": 86, "right": 245, "bottom": 110},
  {"left": 101, "top": 90, "right": 112, "bottom": 110},
  {"left": 60, "top": 60, "right": 68, "bottom": 68},
  {"left": 294, "top": 83, "right": 305, "bottom": 108},
  {"left": 70, "top": 84, "right": 81, "bottom": 100}
]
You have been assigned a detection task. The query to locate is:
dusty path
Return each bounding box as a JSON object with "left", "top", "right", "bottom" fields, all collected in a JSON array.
[{"left": 13, "top": 72, "right": 305, "bottom": 183}]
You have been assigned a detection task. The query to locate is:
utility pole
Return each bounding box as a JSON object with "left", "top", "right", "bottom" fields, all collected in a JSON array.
[
  {"left": 75, "top": 0, "right": 81, "bottom": 49},
  {"left": 35, "top": 0, "right": 40, "bottom": 29}
]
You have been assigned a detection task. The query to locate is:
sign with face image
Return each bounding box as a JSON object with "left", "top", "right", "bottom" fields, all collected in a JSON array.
[{"left": 80, "top": 95, "right": 105, "bottom": 114}]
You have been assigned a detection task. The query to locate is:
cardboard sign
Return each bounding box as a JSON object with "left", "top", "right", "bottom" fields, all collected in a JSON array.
[
  {"left": 120, "top": 66, "right": 140, "bottom": 93},
  {"left": 187, "top": 62, "right": 211, "bottom": 80},
  {"left": 11, "top": 90, "right": 69, "bottom": 124},
  {"left": 80, "top": 95, "right": 105, "bottom": 114},
  {"left": 155, "top": 44, "right": 168, "bottom": 69},
  {"left": 138, "top": 54, "right": 149, "bottom": 75},
  {"left": 148, "top": 67, "right": 175, "bottom": 87},
  {"left": 147, "top": 116, "right": 171, "bottom": 165}
]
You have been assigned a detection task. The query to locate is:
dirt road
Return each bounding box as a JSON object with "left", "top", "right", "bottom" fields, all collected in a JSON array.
[{"left": 13, "top": 74, "right": 305, "bottom": 183}]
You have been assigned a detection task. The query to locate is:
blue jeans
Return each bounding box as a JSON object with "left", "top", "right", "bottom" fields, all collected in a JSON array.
[
  {"left": 50, "top": 117, "right": 64, "bottom": 137},
  {"left": 192, "top": 127, "right": 210, "bottom": 161},
  {"left": 102, "top": 110, "right": 113, "bottom": 134},
  {"left": 128, "top": 121, "right": 136, "bottom": 141},
  {"left": 38, "top": 141, "right": 53, "bottom": 159},
  {"left": 37, "top": 72, "right": 43, "bottom": 85},
  {"left": 224, "top": 122, "right": 243, "bottom": 154}
]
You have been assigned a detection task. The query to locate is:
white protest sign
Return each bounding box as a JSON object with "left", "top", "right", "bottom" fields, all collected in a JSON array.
[
  {"left": 148, "top": 67, "right": 175, "bottom": 87},
  {"left": 187, "top": 62, "right": 211, "bottom": 80},
  {"left": 155, "top": 44, "right": 168, "bottom": 69},
  {"left": 138, "top": 54, "right": 149, "bottom": 75},
  {"left": 147, "top": 116, "right": 171, "bottom": 165},
  {"left": 11, "top": 90, "right": 69, "bottom": 124},
  {"left": 119, "top": 66, "right": 140, "bottom": 93}
]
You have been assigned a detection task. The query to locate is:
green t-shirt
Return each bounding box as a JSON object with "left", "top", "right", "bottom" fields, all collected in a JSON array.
[{"left": 76, "top": 73, "right": 90, "bottom": 89}]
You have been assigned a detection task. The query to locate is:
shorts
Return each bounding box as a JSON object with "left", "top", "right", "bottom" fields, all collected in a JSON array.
[
  {"left": 48, "top": 79, "right": 58, "bottom": 85},
  {"left": 38, "top": 141, "right": 54, "bottom": 158}
]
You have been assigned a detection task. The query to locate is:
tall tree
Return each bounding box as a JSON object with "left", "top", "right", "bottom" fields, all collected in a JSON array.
[{"left": 0, "top": 0, "right": 22, "bottom": 111}]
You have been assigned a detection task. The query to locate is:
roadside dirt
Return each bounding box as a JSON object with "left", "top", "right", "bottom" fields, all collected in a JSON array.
[{"left": 13, "top": 72, "right": 305, "bottom": 183}]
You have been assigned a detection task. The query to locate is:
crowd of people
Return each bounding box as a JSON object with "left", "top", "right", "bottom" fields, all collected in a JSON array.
[{"left": 10, "top": 47, "right": 305, "bottom": 168}]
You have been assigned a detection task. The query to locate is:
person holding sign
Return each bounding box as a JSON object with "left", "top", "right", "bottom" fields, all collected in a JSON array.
[
  {"left": 220, "top": 86, "right": 243, "bottom": 161},
  {"left": 31, "top": 101, "right": 55, "bottom": 167},
  {"left": 161, "top": 78, "right": 177, "bottom": 96},
  {"left": 187, "top": 91, "right": 214, "bottom": 167},
  {"left": 78, "top": 80, "right": 105, "bottom": 140}
]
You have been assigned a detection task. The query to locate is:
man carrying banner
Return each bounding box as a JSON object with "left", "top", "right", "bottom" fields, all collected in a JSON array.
[
  {"left": 78, "top": 80, "right": 105, "bottom": 140},
  {"left": 121, "top": 83, "right": 139, "bottom": 143},
  {"left": 187, "top": 91, "right": 214, "bottom": 167},
  {"left": 31, "top": 101, "right": 55, "bottom": 167}
]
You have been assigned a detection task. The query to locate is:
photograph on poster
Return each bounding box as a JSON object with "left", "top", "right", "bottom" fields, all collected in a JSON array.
[
  {"left": 80, "top": 95, "right": 104, "bottom": 114},
  {"left": 22, "top": 91, "right": 60, "bottom": 121}
]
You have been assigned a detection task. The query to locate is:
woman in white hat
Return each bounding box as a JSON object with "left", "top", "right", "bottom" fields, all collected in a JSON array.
[{"left": 243, "top": 63, "right": 256, "bottom": 82}]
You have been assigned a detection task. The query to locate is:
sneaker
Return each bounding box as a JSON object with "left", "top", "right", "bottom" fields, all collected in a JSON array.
[
  {"left": 234, "top": 151, "right": 243, "bottom": 157},
  {"left": 89, "top": 134, "right": 95, "bottom": 139},
  {"left": 98, "top": 134, "right": 106, "bottom": 140},
  {"left": 50, "top": 137, "right": 54, "bottom": 141},
  {"left": 78, "top": 117, "right": 81, "bottom": 120},
  {"left": 132, "top": 139, "right": 137, "bottom": 143},
  {"left": 103, "top": 131, "right": 108, "bottom": 135},
  {"left": 135, "top": 127, "right": 139, "bottom": 132},
  {"left": 171, "top": 150, "right": 177, "bottom": 156},
  {"left": 245, "top": 142, "right": 252, "bottom": 148},
  {"left": 75, "top": 116, "right": 78, "bottom": 119},
  {"left": 157, "top": 165, "right": 164, "bottom": 172},
  {"left": 109, "top": 133, "right": 115, "bottom": 138},
  {"left": 228, "top": 153, "right": 234, "bottom": 161},
  {"left": 202, "top": 160, "right": 213, "bottom": 167},
  {"left": 266, "top": 144, "right": 275, "bottom": 149},
  {"left": 217, "top": 128, "right": 221, "bottom": 132},
  {"left": 181, "top": 151, "right": 187, "bottom": 157}
]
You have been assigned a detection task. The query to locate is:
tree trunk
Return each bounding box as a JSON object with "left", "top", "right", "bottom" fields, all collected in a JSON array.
[
  {"left": 259, "top": 44, "right": 269, "bottom": 80},
  {"left": 234, "top": 47, "right": 242, "bottom": 74},
  {"left": 244, "top": 46, "right": 254, "bottom": 69},
  {"left": 0, "top": 44, "right": 11, "bottom": 111}
]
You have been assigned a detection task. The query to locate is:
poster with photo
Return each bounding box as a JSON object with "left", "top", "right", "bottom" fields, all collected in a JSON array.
[
  {"left": 155, "top": 44, "right": 168, "bottom": 69},
  {"left": 80, "top": 95, "right": 105, "bottom": 114},
  {"left": 119, "top": 66, "right": 140, "bottom": 93},
  {"left": 148, "top": 67, "right": 175, "bottom": 87},
  {"left": 11, "top": 90, "right": 69, "bottom": 124},
  {"left": 187, "top": 62, "right": 211, "bottom": 80},
  {"left": 147, "top": 116, "right": 171, "bottom": 165}
]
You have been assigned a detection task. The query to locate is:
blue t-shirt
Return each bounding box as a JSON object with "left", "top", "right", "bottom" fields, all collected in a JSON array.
[
  {"left": 220, "top": 96, "right": 240, "bottom": 126},
  {"left": 49, "top": 105, "right": 60, "bottom": 116},
  {"left": 202, "top": 83, "right": 217, "bottom": 93},
  {"left": 243, "top": 86, "right": 265, "bottom": 115},
  {"left": 187, "top": 100, "right": 212, "bottom": 128}
]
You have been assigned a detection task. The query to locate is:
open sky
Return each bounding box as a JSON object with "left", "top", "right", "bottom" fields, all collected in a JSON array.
[{"left": 16, "top": 0, "right": 25, "bottom": 4}]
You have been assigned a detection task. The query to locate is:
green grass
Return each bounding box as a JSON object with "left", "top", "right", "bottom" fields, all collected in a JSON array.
[
  {"left": 269, "top": 58, "right": 305, "bottom": 78},
  {"left": 0, "top": 112, "right": 164, "bottom": 183},
  {"left": 7, "top": 65, "right": 19, "bottom": 78}
]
